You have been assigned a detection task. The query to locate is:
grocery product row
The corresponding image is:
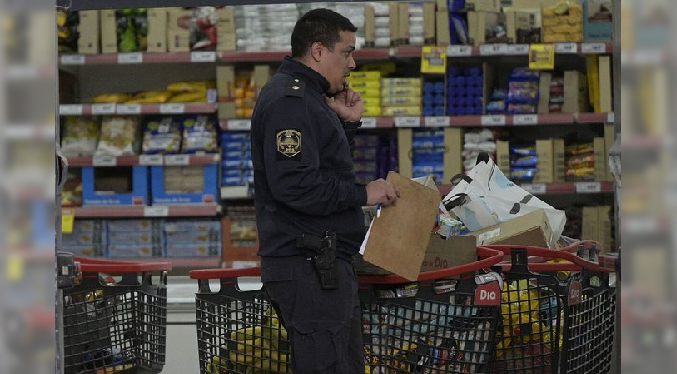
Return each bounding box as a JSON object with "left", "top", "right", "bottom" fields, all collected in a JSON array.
[{"left": 58, "top": 1, "right": 611, "bottom": 56}]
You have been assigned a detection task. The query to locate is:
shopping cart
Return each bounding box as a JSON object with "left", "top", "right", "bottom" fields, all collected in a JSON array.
[
  {"left": 61, "top": 256, "right": 171, "bottom": 374},
  {"left": 485, "top": 242, "right": 616, "bottom": 374},
  {"left": 190, "top": 246, "right": 504, "bottom": 374}
]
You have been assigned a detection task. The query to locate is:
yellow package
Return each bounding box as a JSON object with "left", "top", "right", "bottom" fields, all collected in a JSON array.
[
  {"left": 382, "top": 96, "right": 421, "bottom": 107},
  {"left": 168, "top": 91, "right": 206, "bottom": 103},
  {"left": 363, "top": 106, "right": 382, "bottom": 117},
  {"left": 361, "top": 98, "right": 381, "bottom": 108},
  {"left": 382, "top": 86, "right": 421, "bottom": 98},
  {"left": 382, "top": 78, "right": 422, "bottom": 88},
  {"left": 348, "top": 71, "right": 382, "bottom": 80},
  {"left": 126, "top": 91, "right": 173, "bottom": 104},
  {"left": 381, "top": 106, "right": 421, "bottom": 116},
  {"left": 349, "top": 80, "right": 381, "bottom": 90},
  {"left": 167, "top": 81, "right": 215, "bottom": 93},
  {"left": 92, "top": 93, "right": 131, "bottom": 104},
  {"left": 352, "top": 88, "right": 381, "bottom": 99}
]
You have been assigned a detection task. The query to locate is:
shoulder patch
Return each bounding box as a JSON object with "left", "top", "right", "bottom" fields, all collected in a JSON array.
[
  {"left": 276, "top": 129, "right": 302, "bottom": 161},
  {"left": 285, "top": 78, "right": 305, "bottom": 98}
]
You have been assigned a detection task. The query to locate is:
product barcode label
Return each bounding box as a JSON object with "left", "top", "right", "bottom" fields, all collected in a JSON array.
[
  {"left": 59, "top": 105, "right": 83, "bottom": 115},
  {"left": 139, "top": 155, "right": 163, "bottom": 166},
  {"left": 424, "top": 116, "right": 449, "bottom": 127},
  {"left": 555, "top": 43, "right": 578, "bottom": 54},
  {"left": 61, "top": 55, "right": 85, "bottom": 65},
  {"left": 117, "top": 52, "right": 143, "bottom": 64},
  {"left": 513, "top": 114, "right": 538, "bottom": 125},
  {"left": 165, "top": 155, "right": 190, "bottom": 166},
  {"left": 581, "top": 43, "right": 606, "bottom": 54},
  {"left": 447, "top": 45, "right": 473, "bottom": 57},
  {"left": 481, "top": 115, "right": 506, "bottom": 126},
  {"left": 190, "top": 51, "right": 217, "bottom": 62},
  {"left": 144, "top": 206, "right": 169, "bottom": 217},
  {"left": 228, "top": 120, "right": 251, "bottom": 131},
  {"left": 506, "top": 44, "right": 529, "bottom": 55},
  {"left": 92, "top": 103, "right": 116, "bottom": 115},
  {"left": 92, "top": 155, "right": 117, "bottom": 167},
  {"left": 394, "top": 117, "right": 420, "bottom": 127},
  {"left": 361, "top": 117, "right": 377, "bottom": 128},
  {"left": 117, "top": 104, "right": 142, "bottom": 114},
  {"left": 522, "top": 184, "right": 546, "bottom": 195},
  {"left": 160, "top": 103, "right": 185, "bottom": 114},
  {"left": 575, "top": 182, "right": 601, "bottom": 193}
]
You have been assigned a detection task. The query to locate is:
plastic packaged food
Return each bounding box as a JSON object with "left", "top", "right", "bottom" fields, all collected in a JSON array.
[
  {"left": 96, "top": 116, "right": 141, "bottom": 156},
  {"left": 142, "top": 117, "right": 183, "bottom": 154},
  {"left": 181, "top": 116, "right": 218, "bottom": 153},
  {"left": 61, "top": 117, "right": 100, "bottom": 157}
]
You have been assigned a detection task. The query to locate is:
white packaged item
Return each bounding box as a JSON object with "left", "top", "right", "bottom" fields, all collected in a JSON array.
[
  {"left": 95, "top": 116, "right": 140, "bottom": 156},
  {"left": 61, "top": 117, "right": 99, "bottom": 157}
]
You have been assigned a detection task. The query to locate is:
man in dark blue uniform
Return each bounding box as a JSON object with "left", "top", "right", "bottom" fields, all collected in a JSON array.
[{"left": 251, "top": 8, "right": 399, "bottom": 374}]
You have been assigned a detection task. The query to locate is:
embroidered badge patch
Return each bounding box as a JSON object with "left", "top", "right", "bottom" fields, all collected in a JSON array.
[{"left": 276, "top": 129, "right": 302, "bottom": 160}]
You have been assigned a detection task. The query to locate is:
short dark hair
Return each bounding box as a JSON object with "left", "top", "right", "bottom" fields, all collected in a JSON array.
[{"left": 291, "top": 8, "right": 357, "bottom": 58}]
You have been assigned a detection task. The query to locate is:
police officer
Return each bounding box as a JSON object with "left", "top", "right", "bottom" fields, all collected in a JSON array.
[{"left": 251, "top": 8, "right": 399, "bottom": 374}]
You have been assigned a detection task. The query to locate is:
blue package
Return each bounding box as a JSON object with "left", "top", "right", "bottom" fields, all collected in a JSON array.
[
  {"left": 352, "top": 147, "right": 378, "bottom": 160},
  {"left": 434, "top": 82, "right": 445, "bottom": 94},
  {"left": 448, "top": 67, "right": 460, "bottom": 77},
  {"left": 142, "top": 116, "right": 182, "bottom": 154},
  {"left": 434, "top": 95, "right": 445, "bottom": 105},
  {"left": 181, "top": 115, "right": 218, "bottom": 154},
  {"left": 413, "top": 154, "right": 444, "bottom": 164},
  {"left": 448, "top": 106, "right": 458, "bottom": 116},
  {"left": 222, "top": 176, "right": 246, "bottom": 186},
  {"left": 223, "top": 160, "right": 253, "bottom": 168},
  {"left": 511, "top": 147, "right": 537, "bottom": 157},
  {"left": 450, "top": 13, "right": 469, "bottom": 45},
  {"left": 413, "top": 129, "right": 444, "bottom": 137},
  {"left": 511, "top": 156, "right": 539, "bottom": 168},
  {"left": 424, "top": 82, "right": 435, "bottom": 95},
  {"left": 510, "top": 168, "right": 537, "bottom": 182},
  {"left": 454, "top": 76, "right": 466, "bottom": 86},
  {"left": 223, "top": 150, "right": 252, "bottom": 160},
  {"left": 353, "top": 135, "right": 380, "bottom": 148},
  {"left": 423, "top": 107, "right": 435, "bottom": 117},
  {"left": 466, "top": 67, "right": 482, "bottom": 77},
  {"left": 412, "top": 164, "right": 445, "bottom": 174},
  {"left": 222, "top": 141, "right": 250, "bottom": 151},
  {"left": 413, "top": 139, "right": 445, "bottom": 148},
  {"left": 220, "top": 131, "right": 249, "bottom": 141}
]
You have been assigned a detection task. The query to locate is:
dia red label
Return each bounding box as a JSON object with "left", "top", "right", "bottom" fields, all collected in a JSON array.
[
  {"left": 475, "top": 282, "right": 501, "bottom": 306},
  {"left": 568, "top": 281, "right": 582, "bottom": 305}
]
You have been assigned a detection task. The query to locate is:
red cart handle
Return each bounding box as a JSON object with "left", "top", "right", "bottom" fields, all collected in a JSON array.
[
  {"left": 484, "top": 244, "right": 611, "bottom": 273},
  {"left": 75, "top": 257, "right": 172, "bottom": 274},
  {"left": 189, "top": 247, "right": 504, "bottom": 285}
]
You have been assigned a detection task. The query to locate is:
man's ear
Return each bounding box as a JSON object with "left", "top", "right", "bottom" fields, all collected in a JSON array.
[{"left": 310, "top": 42, "right": 323, "bottom": 62}]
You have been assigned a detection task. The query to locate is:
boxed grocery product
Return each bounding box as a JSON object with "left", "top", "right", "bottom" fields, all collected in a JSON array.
[
  {"left": 107, "top": 244, "right": 156, "bottom": 258},
  {"left": 168, "top": 8, "right": 192, "bottom": 52},
  {"left": 472, "top": 209, "right": 554, "bottom": 248},
  {"left": 100, "top": 10, "right": 117, "bottom": 53},
  {"left": 82, "top": 166, "right": 149, "bottom": 206},
  {"left": 381, "top": 106, "right": 421, "bottom": 116},
  {"left": 63, "top": 244, "right": 103, "bottom": 257},
  {"left": 436, "top": 10, "right": 451, "bottom": 46},
  {"left": 106, "top": 219, "right": 154, "bottom": 232},
  {"left": 562, "top": 70, "right": 588, "bottom": 113},
  {"left": 477, "top": 11, "right": 510, "bottom": 45},
  {"left": 542, "top": 0, "right": 584, "bottom": 43},
  {"left": 217, "top": 6, "right": 236, "bottom": 52},
  {"left": 151, "top": 165, "right": 218, "bottom": 204},
  {"left": 553, "top": 139, "right": 566, "bottom": 182},
  {"left": 77, "top": 10, "right": 100, "bottom": 54},
  {"left": 467, "top": 0, "right": 502, "bottom": 12},
  {"left": 583, "top": 0, "right": 612, "bottom": 42},
  {"left": 364, "top": 5, "right": 376, "bottom": 47},
  {"left": 147, "top": 8, "right": 168, "bottom": 52},
  {"left": 534, "top": 139, "right": 554, "bottom": 183},
  {"left": 506, "top": 9, "right": 542, "bottom": 43},
  {"left": 496, "top": 140, "right": 510, "bottom": 176}
]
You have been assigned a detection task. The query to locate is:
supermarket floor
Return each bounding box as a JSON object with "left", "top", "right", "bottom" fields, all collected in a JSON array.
[{"left": 165, "top": 277, "right": 202, "bottom": 374}]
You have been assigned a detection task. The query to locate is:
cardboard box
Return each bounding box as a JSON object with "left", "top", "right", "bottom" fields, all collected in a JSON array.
[
  {"left": 168, "top": 9, "right": 192, "bottom": 52},
  {"left": 467, "top": 0, "right": 502, "bottom": 12},
  {"left": 218, "top": 102, "right": 236, "bottom": 120},
  {"left": 553, "top": 139, "right": 566, "bottom": 182},
  {"left": 77, "top": 10, "right": 99, "bottom": 54},
  {"left": 100, "top": 10, "right": 117, "bottom": 54},
  {"left": 597, "top": 206, "right": 612, "bottom": 252},
  {"left": 364, "top": 5, "right": 376, "bottom": 47},
  {"left": 604, "top": 125, "right": 614, "bottom": 181},
  {"left": 436, "top": 0, "right": 448, "bottom": 12},
  {"left": 420, "top": 235, "right": 477, "bottom": 272},
  {"left": 151, "top": 165, "right": 218, "bottom": 205},
  {"left": 444, "top": 128, "right": 463, "bottom": 182},
  {"left": 563, "top": 70, "right": 588, "bottom": 113},
  {"left": 253, "top": 65, "right": 271, "bottom": 94},
  {"left": 496, "top": 140, "right": 511, "bottom": 177},
  {"left": 583, "top": 0, "right": 613, "bottom": 42},
  {"left": 399, "top": 3, "right": 410, "bottom": 43},
  {"left": 535, "top": 139, "right": 554, "bottom": 183},
  {"left": 538, "top": 72, "right": 552, "bottom": 114},
  {"left": 581, "top": 206, "right": 599, "bottom": 243},
  {"left": 599, "top": 56, "right": 612, "bottom": 113},
  {"left": 82, "top": 166, "right": 148, "bottom": 206},
  {"left": 217, "top": 66, "right": 235, "bottom": 98},
  {"left": 478, "top": 12, "right": 511, "bottom": 45},
  {"left": 473, "top": 209, "right": 555, "bottom": 248},
  {"left": 217, "top": 6, "right": 236, "bottom": 52},
  {"left": 423, "top": 3, "right": 436, "bottom": 44},
  {"left": 594, "top": 137, "right": 606, "bottom": 181},
  {"left": 467, "top": 12, "right": 479, "bottom": 46},
  {"left": 506, "top": 9, "right": 542, "bottom": 44},
  {"left": 389, "top": 3, "right": 400, "bottom": 45},
  {"left": 147, "top": 8, "right": 168, "bottom": 53},
  {"left": 436, "top": 10, "right": 451, "bottom": 46},
  {"left": 361, "top": 172, "right": 442, "bottom": 280}
]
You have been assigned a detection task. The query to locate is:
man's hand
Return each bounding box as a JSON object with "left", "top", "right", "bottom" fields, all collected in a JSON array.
[
  {"left": 326, "top": 89, "right": 365, "bottom": 123},
  {"left": 366, "top": 179, "right": 399, "bottom": 206}
]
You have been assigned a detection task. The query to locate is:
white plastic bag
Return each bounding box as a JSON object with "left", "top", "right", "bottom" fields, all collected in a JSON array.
[{"left": 443, "top": 153, "right": 566, "bottom": 248}]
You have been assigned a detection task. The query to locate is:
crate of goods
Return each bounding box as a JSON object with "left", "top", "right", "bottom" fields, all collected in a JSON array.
[{"left": 162, "top": 219, "right": 222, "bottom": 257}]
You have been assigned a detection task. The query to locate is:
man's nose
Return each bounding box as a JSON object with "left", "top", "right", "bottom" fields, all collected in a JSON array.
[{"left": 348, "top": 56, "right": 356, "bottom": 70}]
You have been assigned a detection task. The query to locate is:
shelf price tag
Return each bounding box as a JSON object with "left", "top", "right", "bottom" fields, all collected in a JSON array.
[
  {"left": 575, "top": 182, "right": 601, "bottom": 193},
  {"left": 479, "top": 44, "right": 506, "bottom": 56},
  {"left": 61, "top": 55, "right": 85, "bottom": 65},
  {"left": 581, "top": 43, "right": 606, "bottom": 54},
  {"left": 160, "top": 103, "right": 185, "bottom": 114},
  {"left": 139, "top": 155, "right": 163, "bottom": 166},
  {"left": 361, "top": 117, "right": 377, "bottom": 128},
  {"left": 227, "top": 120, "right": 251, "bottom": 131},
  {"left": 92, "top": 155, "right": 117, "bottom": 167},
  {"left": 424, "top": 116, "right": 449, "bottom": 127},
  {"left": 447, "top": 45, "right": 473, "bottom": 57},
  {"left": 506, "top": 44, "right": 529, "bottom": 55},
  {"left": 165, "top": 155, "right": 190, "bottom": 166},
  {"left": 607, "top": 112, "right": 615, "bottom": 123},
  {"left": 555, "top": 43, "right": 578, "bottom": 54},
  {"left": 191, "top": 51, "right": 217, "bottom": 62},
  {"left": 513, "top": 114, "right": 538, "bottom": 125},
  {"left": 117, "top": 52, "right": 143, "bottom": 64},
  {"left": 144, "top": 206, "right": 169, "bottom": 217},
  {"left": 522, "top": 184, "right": 546, "bottom": 195},
  {"left": 59, "top": 105, "right": 83, "bottom": 115},
  {"left": 529, "top": 44, "right": 555, "bottom": 70},
  {"left": 420, "top": 46, "right": 447, "bottom": 74},
  {"left": 92, "top": 103, "right": 116, "bottom": 115},
  {"left": 117, "top": 104, "right": 142, "bottom": 114},
  {"left": 481, "top": 115, "right": 506, "bottom": 126},
  {"left": 395, "top": 117, "right": 420, "bottom": 127}
]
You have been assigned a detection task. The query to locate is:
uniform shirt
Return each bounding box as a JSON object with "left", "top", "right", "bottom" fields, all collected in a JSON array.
[{"left": 251, "top": 57, "right": 368, "bottom": 259}]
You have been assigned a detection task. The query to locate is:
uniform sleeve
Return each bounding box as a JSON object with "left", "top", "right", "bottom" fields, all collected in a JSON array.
[
  {"left": 341, "top": 120, "right": 362, "bottom": 154},
  {"left": 261, "top": 97, "right": 367, "bottom": 216}
]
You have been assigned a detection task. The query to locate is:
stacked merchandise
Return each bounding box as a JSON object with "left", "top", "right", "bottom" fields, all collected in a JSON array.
[
  {"left": 333, "top": 3, "right": 367, "bottom": 46},
  {"left": 463, "top": 129, "right": 495, "bottom": 173},
  {"left": 162, "top": 219, "right": 221, "bottom": 257},
  {"left": 506, "top": 68, "right": 540, "bottom": 114},
  {"left": 373, "top": 3, "right": 391, "bottom": 48},
  {"left": 381, "top": 78, "right": 422, "bottom": 116},
  {"left": 95, "top": 116, "right": 141, "bottom": 156},
  {"left": 57, "top": 10, "right": 79, "bottom": 53},
  {"left": 60, "top": 117, "right": 99, "bottom": 157},
  {"left": 90, "top": 81, "right": 217, "bottom": 104},
  {"left": 221, "top": 132, "right": 253, "bottom": 187},
  {"left": 486, "top": 89, "right": 507, "bottom": 114},
  {"left": 226, "top": 206, "right": 258, "bottom": 248},
  {"left": 106, "top": 219, "right": 160, "bottom": 258},
  {"left": 412, "top": 129, "right": 444, "bottom": 181},
  {"left": 407, "top": 3, "right": 425, "bottom": 46},
  {"left": 235, "top": 72, "right": 259, "bottom": 119},
  {"left": 543, "top": 0, "right": 584, "bottom": 43},
  {"left": 348, "top": 71, "right": 382, "bottom": 117},
  {"left": 422, "top": 80, "right": 446, "bottom": 117},
  {"left": 510, "top": 145, "right": 538, "bottom": 183},
  {"left": 548, "top": 75, "right": 565, "bottom": 113},
  {"left": 142, "top": 117, "right": 182, "bottom": 154},
  {"left": 447, "top": 67, "right": 483, "bottom": 116},
  {"left": 235, "top": 4, "right": 299, "bottom": 51},
  {"left": 566, "top": 142, "right": 595, "bottom": 181},
  {"left": 449, "top": 0, "right": 470, "bottom": 45},
  {"left": 113, "top": 9, "right": 148, "bottom": 52},
  {"left": 61, "top": 169, "right": 83, "bottom": 207},
  {"left": 352, "top": 134, "right": 380, "bottom": 185},
  {"left": 62, "top": 220, "right": 104, "bottom": 257},
  {"left": 180, "top": 115, "right": 219, "bottom": 154}
]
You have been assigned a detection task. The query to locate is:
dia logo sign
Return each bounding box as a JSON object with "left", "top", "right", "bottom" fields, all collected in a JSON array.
[{"left": 474, "top": 282, "right": 501, "bottom": 306}]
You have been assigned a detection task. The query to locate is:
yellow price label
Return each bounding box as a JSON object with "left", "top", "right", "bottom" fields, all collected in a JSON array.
[
  {"left": 529, "top": 44, "right": 555, "bottom": 70},
  {"left": 7, "top": 254, "right": 24, "bottom": 282},
  {"left": 420, "top": 46, "right": 447, "bottom": 74},
  {"left": 62, "top": 211, "right": 74, "bottom": 234}
]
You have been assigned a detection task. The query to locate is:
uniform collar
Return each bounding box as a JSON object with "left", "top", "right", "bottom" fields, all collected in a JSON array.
[{"left": 278, "top": 57, "right": 330, "bottom": 95}]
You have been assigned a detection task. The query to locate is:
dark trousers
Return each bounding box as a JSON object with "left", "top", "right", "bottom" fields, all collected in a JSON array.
[{"left": 261, "top": 256, "right": 364, "bottom": 374}]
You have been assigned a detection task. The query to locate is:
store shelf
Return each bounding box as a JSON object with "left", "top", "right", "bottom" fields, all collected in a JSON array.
[
  {"left": 447, "top": 42, "right": 612, "bottom": 57},
  {"left": 62, "top": 205, "right": 220, "bottom": 218},
  {"left": 60, "top": 51, "right": 218, "bottom": 65},
  {"left": 221, "top": 186, "right": 251, "bottom": 200},
  {"left": 58, "top": 103, "right": 217, "bottom": 116},
  {"left": 67, "top": 153, "right": 220, "bottom": 167},
  {"left": 3, "top": 124, "right": 55, "bottom": 140},
  {"left": 439, "top": 181, "right": 614, "bottom": 197}
]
